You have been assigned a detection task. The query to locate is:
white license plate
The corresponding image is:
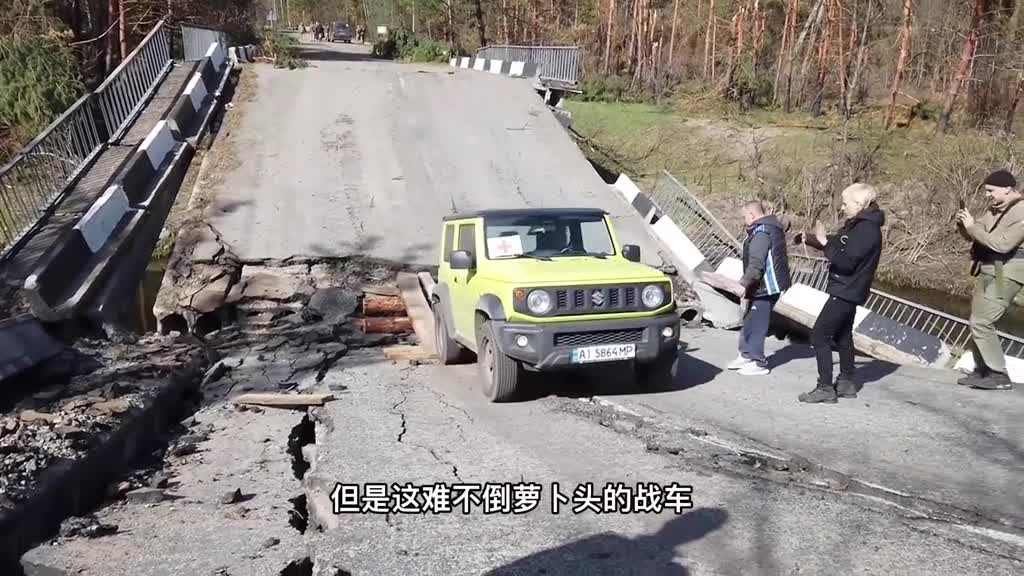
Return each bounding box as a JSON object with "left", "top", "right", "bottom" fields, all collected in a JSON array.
[{"left": 571, "top": 343, "right": 636, "bottom": 364}]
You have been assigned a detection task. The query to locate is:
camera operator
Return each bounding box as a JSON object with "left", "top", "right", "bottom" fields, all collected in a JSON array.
[
  {"left": 794, "top": 184, "right": 885, "bottom": 404},
  {"left": 955, "top": 170, "right": 1024, "bottom": 391}
]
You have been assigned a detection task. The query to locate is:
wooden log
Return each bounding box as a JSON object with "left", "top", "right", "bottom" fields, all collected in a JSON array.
[
  {"left": 363, "top": 295, "right": 406, "bottom": 316},
  {"left": 698, "top": 271, "right": 744, "bottom": 297},
  {"left": 232, "top": 393, "right": 335, "bottom": 407},
  {"left": 356, "top": 317, "right": 414, "bottom": 334},
  {"left": 398, "top": 271, "right": 438, "bottom": 354}
]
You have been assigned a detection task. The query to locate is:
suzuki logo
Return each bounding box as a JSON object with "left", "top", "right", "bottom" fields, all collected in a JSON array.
[{"left": 591, "top": 290, "right": 605, "bottom": 307}]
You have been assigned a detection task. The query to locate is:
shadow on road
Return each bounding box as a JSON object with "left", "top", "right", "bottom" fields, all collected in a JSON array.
[
  {"left": 296, "top": 45, "right": 386, "bottom": 63},
  {"left": 521, "top": 345, "right": 722, "bottom": 400},
  {"left": 482, "top": 507, "right": 728, "bottom": 576}
]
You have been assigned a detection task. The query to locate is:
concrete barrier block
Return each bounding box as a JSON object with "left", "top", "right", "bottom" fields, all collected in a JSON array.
[
  {"left": 74, "top": 185, "right": 130, "bottom": 253},
  {"left": 509, "top": 61, "right": 526, "bottom": 77},
  {"left": 168, "top": 95, "right": 198, "bottom": 138},
  {"left": 205, "top": 42, "right": 226, "bottom": 72},
  {"left": 715, "top": 257, "right": 744, "bottom": 282},
  {"left": 522, "top": 62, "right": 539, "bottom": 77},
  {"left": 613, "top": 174, "right": 642, "bottom": 204},
  {"left": 489, "top": 59, "right": 503, "bottom": 74},
  {"left": 140, "top": 120, "right": 177, "bottom": 171},
  {"left": 473, "top": 58, "right": 487, "bottom": 71},
  {"left": 650, "top": 216, "right": 711, "bottom": 280},
  {"left": 22, "top": 230, "right": 93, "bottom": 321},
  {"left": 118, "top": 150, "right": 156, "bottom": 205},
  {"left": 449, "top": 58, "right": 457, "bottom": 67},
  {"left": 185, "top": 72, "right": 210, "bottom": 112},
  {"left": 460, "top": 57, "right": 470, "bottom": 68},
  {"left": 954, "top": 351, "right": 1024, "bottom": 383}
]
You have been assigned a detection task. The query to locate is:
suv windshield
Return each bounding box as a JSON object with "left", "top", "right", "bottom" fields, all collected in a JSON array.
[{"left": 483, "top": 213, "right": 616, "bottom": 260}]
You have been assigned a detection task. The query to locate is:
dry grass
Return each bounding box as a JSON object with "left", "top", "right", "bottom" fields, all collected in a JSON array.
[{"left": 566, "top": 98, "right": 1024, "bottom": 297}]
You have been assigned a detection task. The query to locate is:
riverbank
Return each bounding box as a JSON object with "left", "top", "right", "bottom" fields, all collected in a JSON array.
[{"left": 564, "top": 97, "right": 1024, "bottom": 335}]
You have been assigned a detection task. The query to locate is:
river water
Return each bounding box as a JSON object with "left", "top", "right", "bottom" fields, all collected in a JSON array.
[{"left": 874, "top": 281, "right": 1024, "bottom": 338}]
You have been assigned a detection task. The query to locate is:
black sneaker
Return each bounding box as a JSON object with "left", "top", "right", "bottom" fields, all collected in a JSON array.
[
  {"left": 969, "top": 371, "right": 1014, "bottom": 390},
  {"left": 835, "top": 375, "right": 858, "bottom": 398},
  {"left": 798, "top": 385, "right": 838, "bottom": 404}
]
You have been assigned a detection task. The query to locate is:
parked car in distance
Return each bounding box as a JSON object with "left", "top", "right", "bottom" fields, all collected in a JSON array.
[
  {"left": 429, "top": 208, "right": 681, "bottom": 403},
  {"left": 331, "top": 22, "right": 353, "bottom": 43}
]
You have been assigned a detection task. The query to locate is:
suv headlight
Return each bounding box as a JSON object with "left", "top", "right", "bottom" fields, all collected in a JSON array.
[
  {"left": 527, "top": 289, "right": 552, "bottom": 315},
  {"left": 641, "top": 284, "right": 665, "bottom": 308}
]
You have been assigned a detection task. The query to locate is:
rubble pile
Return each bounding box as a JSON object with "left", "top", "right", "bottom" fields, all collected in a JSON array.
[{"left": 0, "top": 335, "right": 208, "bottom": 509}]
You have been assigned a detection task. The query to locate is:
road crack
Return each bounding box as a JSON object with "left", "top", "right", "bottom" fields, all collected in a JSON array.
[{"left": 391, "top": 388, "right": 409, "bottom": 444}]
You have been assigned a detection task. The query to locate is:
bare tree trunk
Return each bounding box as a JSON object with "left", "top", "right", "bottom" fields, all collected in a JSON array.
[
  {"left": 604, "top": 0, "right": 615, "bottom": 74},
  {"left": 788, "top": 0, "right": 825, "bottom": 112},
  {"left": 1005, "top": 72, "right": 1024, "bottom": 132},
  {"left": 502, "top": 0, "right": 509, "bottom": 43},
  {"left": 668, "top": 0, "right": 679, "bottom": 68},
  {"left": 472, "top": 0, "right": 487, "bottom": 47},
  {"left": 810, "top": 0, "right": 834, "bottom": 116},
  {"left": 704, "top": 0, "right": 716, "bottom": 79},
  {"left": 774, "top": 0, "right": 796, "bottom": 106},
  {"left": 795, "top": 0, "right": 827, "bottom": 108},
  {"left": 939, "top": 0, "right": 986, "bottom": 133},
  {"left": 725, "top": 3, "right": 747, "bottom": 95},
  {"left": 884, "top": 0, "right": 913, "bottom": 129},
  {"left": 846, "top": 0, "right": 873, "bottom": 113},
  {"left": 118, "top": 0, "right": 126, "bottom": 60}
]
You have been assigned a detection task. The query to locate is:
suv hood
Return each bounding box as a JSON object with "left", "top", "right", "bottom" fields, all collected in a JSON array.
[{"left": 483, "top": 257, "right": 667, "bottom": 285}]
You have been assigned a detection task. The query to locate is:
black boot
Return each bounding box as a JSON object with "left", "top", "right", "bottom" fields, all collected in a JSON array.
[
  {"left": 835, "top": 374, "right": 858, "bottom": 398},
  {"left": 969, "top": 371, "right": 1014, "bottom": 390},
  {"left": 798, "top": 383, "right": 837, "bottom": 404},
  {"left": 958, "top": 365, "right": 989, "bottom": 386}
]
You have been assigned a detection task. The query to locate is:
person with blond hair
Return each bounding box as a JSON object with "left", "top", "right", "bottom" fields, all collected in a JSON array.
[{"left": 796, "top": 183, "right": 885, "bottom": 403}]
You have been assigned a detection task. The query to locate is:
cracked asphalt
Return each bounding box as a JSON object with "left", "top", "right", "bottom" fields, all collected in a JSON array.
[{"left": 20, "top": 41, "right": 1024, "bottom": 574}]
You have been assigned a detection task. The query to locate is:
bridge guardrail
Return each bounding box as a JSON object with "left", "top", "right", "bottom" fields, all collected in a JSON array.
[
  {"left": 476, "top": 45, "right": 579, "bottom": 86},
  {"left": 0, "top": 94, "right": 105, "bottom": 257},
  {"left": 647, "top": 169, "right": 1024, "bottom": 359},
  {"left": 182, "top": 24, "right": 231, "bottom": 62},
  {"left": 96, "top": 19, "right": 174, "bottom": 143}
]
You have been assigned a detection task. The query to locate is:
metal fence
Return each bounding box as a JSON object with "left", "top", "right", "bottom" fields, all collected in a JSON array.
[
  {"left": 646, "top": 169, "right": 1024, "bottom": 359},
  {"left": 476, "top": 45, "right": 579, "bottom": 86},
  {"left": 0, "top": 95, "right": 105, "bottom": 253},
  {"left": 95, "top": 20, "right": 174, "bottom": 143},
  {"left": 182, "top": 24, "right": 231, "bottom": 61}
]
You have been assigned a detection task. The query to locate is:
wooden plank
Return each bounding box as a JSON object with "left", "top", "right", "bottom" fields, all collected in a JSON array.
[
  {"left": 231, "top": 393, "right": 335, "bottom": 407},
  {"left": 360, "top": 284, "right": 400, "bottom": 297},
  {"left": 383, "top": 345, "right": 437, "bottom": 361},
  {"left": 397, "top": 271, "right": 437, "bottom": 354},
  {"left": 417, "top": 272, "right": 436, "bottom": 300}
]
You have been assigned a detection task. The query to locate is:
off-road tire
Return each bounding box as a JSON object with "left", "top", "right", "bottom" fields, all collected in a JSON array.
[
  {"left": 433, "top": 301, "right": 465, "bottom": 365},
  {"left": 477, "top": 320, "right": 522, "bottom": 402},
  {"left": 635, "top": 346, "right": 679, "bottom": 390}
]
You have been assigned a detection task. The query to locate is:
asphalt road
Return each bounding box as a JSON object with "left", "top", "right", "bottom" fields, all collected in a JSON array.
[
  {"left": 24, "top": 349, "right": 1023, "bottom": 575},
  {"left": 206, "top": 42, "right": 667, "bottom": 268}
]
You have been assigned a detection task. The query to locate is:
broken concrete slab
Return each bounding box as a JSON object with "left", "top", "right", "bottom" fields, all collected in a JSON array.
[
  {"left": 237, "top": 266, "right": 314, "bottom": 301},
  {"left": 190, "top": 273, "right": 233, "bottom": 314},
  {"left": 691, "top": 282, "right": 744, "bottom": 330},
  {"left": 308, "top": 288, "right": 359, "bottom": 324}
]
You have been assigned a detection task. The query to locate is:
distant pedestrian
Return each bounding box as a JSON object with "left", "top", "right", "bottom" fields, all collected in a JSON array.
[
  {"left": 956, "top": 169, "right": 1024, "bottom": 391},
  {"left": 796, "top": 183, "right": 885, "bottom": 403},
  {"left": 727, "top": 201, "right": 792, "bottom": 376}
]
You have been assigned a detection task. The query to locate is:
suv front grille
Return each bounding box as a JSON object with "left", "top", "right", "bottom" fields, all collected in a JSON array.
[
  {"left": 554, "top": 329, "right": 645, "bottom": 347},
  {"left": 512, "top": 282, "right": 671, "bottom": 317}
]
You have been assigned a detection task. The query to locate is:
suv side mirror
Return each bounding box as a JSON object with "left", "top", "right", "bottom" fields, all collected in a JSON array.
[
  {"left": 622, "top": 244, "right": 641, "bottom": 262},
  {"left": 450, "top": 250, "right": 474, "bottom": 270}
]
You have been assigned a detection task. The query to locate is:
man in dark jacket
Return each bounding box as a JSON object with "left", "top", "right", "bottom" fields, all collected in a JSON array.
[
  {"left": 797, "top": 183, "right": 885, "bottom": 403},
  {"left": 727, "top": 201, "right": 793, "bottom": 375}
]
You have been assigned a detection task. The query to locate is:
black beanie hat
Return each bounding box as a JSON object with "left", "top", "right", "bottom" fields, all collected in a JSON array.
[{"left": 984, "top": 169, "right": 1017, "bottom": 189}]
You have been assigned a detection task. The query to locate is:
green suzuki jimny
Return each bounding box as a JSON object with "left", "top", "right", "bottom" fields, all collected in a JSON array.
[{"left": 429, "top": 208, "right": 680, "bottom": 402}]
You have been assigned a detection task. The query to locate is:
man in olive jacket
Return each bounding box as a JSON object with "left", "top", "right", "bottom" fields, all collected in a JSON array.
[{"left": 956, "top": 169, "right": 1024, "bottom": 391}]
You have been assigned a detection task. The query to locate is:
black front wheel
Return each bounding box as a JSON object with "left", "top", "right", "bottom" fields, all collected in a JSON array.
[
  {"left": 433, "top": 302, "right": 465, "bottom": 365},
  {"left": 477, "top": 321, "right": 522, "bottom": 402}
]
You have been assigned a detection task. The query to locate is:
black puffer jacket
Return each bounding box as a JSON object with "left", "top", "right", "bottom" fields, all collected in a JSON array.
[{"left": 808, "top": 202, "right": 885, "bottom": 305}]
